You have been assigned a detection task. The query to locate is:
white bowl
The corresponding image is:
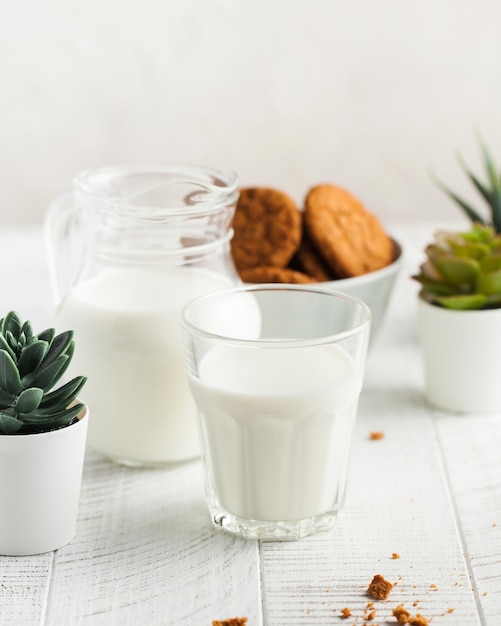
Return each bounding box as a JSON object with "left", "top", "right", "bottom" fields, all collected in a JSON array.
[{"left": 312, "top": 238, "right": 402, "bottom": 345}]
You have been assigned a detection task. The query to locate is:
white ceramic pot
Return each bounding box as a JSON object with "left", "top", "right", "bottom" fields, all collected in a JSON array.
[
  {"left": 0, "top": 405, "right": 88, "bottom": 556},
  {"left": 418, "top": 298, "right": 501, "bottom": 413}
]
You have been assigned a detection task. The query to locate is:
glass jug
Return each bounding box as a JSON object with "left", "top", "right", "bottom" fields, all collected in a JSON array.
[{"left": 45, "top": 163, "right": 241, "bottom": 467}]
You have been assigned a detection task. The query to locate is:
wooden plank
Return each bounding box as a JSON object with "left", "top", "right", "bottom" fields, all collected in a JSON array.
[
  {"left": 260, "top": 396, "right": 481, "bottom": 625},
  {"left": 436, "top": 412, "right": 501, "bottom": 625},
  {"left": 0, "top": 556, "right": 53, "bottom": 626},
  {"left": 45, "top": 452, "right": 262, "bottom": 625}
]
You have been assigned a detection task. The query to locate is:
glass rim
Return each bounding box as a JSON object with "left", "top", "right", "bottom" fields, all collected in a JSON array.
[
  {"left": 72, "top": 162, "right": 239, "bottom": 215},
  {"left": 181, "top": 283, "right": 372, "bottom": 348}
]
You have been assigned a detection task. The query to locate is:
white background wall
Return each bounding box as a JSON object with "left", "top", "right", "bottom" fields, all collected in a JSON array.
[{"left": 1, "top": 0, "right": 500, "bottom": 226}]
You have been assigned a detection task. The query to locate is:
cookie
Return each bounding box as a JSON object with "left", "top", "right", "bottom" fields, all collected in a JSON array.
[
  {"left": 231, "top": 187, "right": 302, "bottom": 271},
  {"left": 239, "top": 265, "right": 317, "bottom": 284},
  {"left": 292, "top": 229, "right": 336, "bottom": 281},
  {"left": 304, "top": 184, "right": 393, "bottom": 278}
]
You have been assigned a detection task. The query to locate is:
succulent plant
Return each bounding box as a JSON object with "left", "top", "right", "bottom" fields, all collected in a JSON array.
[
  {"left": 0, "top": 311, "right": 87, "bottom": 435},
  {"left": 413, "top": 224, "right": 501, "bottom": 310},
  {"left": 433, "top": 138, "right": 501, "bottom": 233}
]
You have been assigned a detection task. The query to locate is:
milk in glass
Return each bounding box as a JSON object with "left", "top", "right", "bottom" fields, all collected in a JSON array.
[
  {"left": 188, "top": 343, "right": 362, "bottom": 522},
  {"left": 58, "top": 266, "right": 235, "bottom": 465}
]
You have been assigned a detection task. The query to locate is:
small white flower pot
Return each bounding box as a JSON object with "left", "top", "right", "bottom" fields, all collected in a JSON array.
[
  {"left": 0, "top": 404, "right": 88, "bottom": 556},
  {"left": 418, "top": 297, "right": 501, "bottom": 413}
]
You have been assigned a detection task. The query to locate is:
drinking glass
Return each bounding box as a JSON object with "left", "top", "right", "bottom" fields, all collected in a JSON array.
[{"left": 182, "top": 285, "right": 371, "bottom": 540}]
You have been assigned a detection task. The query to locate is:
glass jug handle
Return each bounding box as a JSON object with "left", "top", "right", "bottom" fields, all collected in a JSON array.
[{"left": 44, "top": 191, "right": 83, "bottom": 307}]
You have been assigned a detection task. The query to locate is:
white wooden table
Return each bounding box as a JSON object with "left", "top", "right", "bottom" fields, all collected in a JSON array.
[{"left": 0, "top": 223, "right": 500, "bottom": 626}]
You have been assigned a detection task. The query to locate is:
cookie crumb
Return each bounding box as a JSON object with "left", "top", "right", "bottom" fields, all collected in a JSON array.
[
  {"left": 340, "top": 607, "right": 351, "bottom": 618},
  {"left": 409, "top": 615, "right": 429, "bottom": 626},
  {"left": 212, "top": 619, "right": 248, "bottom": 626},
  {"left": 369, "top": 431, "right": 384, "bottom": 440},
  {"left": 392, "top": 553, "right": 400, "bottom": 559},
  {"left": 393, "top": 604, "right": 411, "bottom": 623},
  {"left": 366, "top": 574, "right": 393, "bottom": 600},
  {"left": 447, "top": 608, "right": 455, "bottom": 613},
  {"left": 364, "top": 601, "right": 376, "bottom": 620},
  {"left": 365, "top": 607, "right": 376, "bottom": 620}
]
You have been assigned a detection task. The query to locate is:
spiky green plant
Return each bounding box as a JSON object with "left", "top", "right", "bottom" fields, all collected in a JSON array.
[
  {"left": 413, "top": 224, "right": 501, "bottom": 310},
  {"left": 0, "top": 312, "right": 87, "bottom": 435},
  {"left": 433, "top": 139, "right": 501, "bottom": 232}
]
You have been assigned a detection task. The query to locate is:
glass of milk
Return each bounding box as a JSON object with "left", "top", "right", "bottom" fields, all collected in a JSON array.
[
  {"left": 181, "top": 285, "right": 371, "bottom": 540},
  {"left": 45, "top": 164, "right": 242, "bottom": 467}
]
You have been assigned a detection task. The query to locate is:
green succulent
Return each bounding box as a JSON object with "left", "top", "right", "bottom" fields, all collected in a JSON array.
[
  {"left": 433, "top": 138, "right": 501, "bottom": 233},
  {"left": 413, "top": 224, "right": 501, "bottom": 310},
  {"left": 0, "top": 311, "right": 87, "bottom": 435}
]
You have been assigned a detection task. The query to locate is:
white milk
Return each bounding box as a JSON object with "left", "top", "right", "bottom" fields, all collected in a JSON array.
[
  {"left": 188, "top": 344, "right": 362, "bottom": 522},
  {"left": 57, "top": 266, "right": 235, "bottom": 465}
]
